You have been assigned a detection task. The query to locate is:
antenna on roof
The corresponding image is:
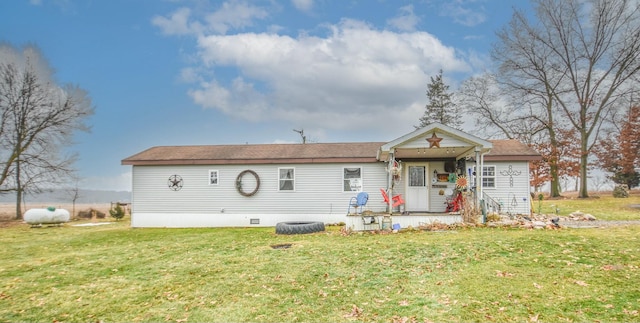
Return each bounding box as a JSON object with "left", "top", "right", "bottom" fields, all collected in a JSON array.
[{"left": 293, "top": 129, "right": 306, "bottom": 144}]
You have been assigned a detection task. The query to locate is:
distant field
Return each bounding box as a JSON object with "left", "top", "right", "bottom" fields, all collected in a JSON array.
[{"left": 0, "top": 203, "right": 113, "bottom": 221}]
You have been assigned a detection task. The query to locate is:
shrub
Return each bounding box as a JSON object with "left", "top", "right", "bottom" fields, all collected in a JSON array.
[
  {"left": 486, "top": 212, "right": 501, "bottom": 222},
  {"left": 613, "top": 185, "right": 629, "bottom": 198},
  {"left": 109, "top": 205, "right": 126, "bottom": 221},
  {"left": 77, "top": 208, "right": 106, "bottom": 219}
]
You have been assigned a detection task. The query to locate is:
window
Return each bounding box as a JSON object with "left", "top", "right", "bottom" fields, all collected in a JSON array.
[
  {"left": 209, "top": 170, "right": 219, "bottom": 185},
  {"left": 408, "top": 166, "right": 425, "bottom": 187},
  {"left": 482, "top": 166, "right": 496, "bottom": 188},
  {"left": 343, "top": 167, "right": 362, "bottom": 192},
  {"left": 279, "top": 168, "right": 295, "bottom": 191}
]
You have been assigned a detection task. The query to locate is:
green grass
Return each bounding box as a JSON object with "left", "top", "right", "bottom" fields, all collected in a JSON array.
[
  {"left": 1, "top": 219, "right": 639, "bottom": 322},
  {"left": 537, "top": 193, "right": 640, "bottom": 220}
]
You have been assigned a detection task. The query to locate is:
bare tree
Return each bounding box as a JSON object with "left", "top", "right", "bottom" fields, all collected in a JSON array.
[
  {"left": 0, "top": 44, "right": 94, "bottom": 219},
  {"left": 468, "top": 0, "right": 640, "bottom": 198}
]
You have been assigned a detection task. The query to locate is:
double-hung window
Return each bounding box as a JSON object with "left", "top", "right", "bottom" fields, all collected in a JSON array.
[
  {"left": 279, "top": 168, "right": 295, "bottom": 191},
  {"left": 482, "top": 165, "right": 496, "bottom": 188},
  {"left": 343, "top": 167, "right": 362, "bottom": 192}
]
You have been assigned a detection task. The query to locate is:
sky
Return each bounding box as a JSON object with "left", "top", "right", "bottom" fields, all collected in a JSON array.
[{"left": 0, "top": 0, "right": 534, "bottom": 192}]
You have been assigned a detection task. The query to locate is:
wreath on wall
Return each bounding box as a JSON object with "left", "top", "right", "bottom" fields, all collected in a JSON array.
[{"left": 236, "top": 170, "right": 260, "bottom": 197}]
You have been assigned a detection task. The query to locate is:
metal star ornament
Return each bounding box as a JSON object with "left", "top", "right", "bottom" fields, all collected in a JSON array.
[{"left": 426, "top": 133, "right": 443, "bottom": 148}]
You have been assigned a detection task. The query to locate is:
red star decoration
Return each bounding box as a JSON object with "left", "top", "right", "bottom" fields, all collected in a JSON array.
[{"left": 426, "top": 133, "right": 442, "bottom": 148}]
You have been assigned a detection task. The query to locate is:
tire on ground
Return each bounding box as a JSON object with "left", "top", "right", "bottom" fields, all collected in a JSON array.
[{"left": 275, "top": 221, "right": 325, "bottom": 235}]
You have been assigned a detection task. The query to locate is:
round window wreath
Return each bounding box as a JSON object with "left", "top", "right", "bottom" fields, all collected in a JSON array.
[{"left": 236, "top": 169, "right": 260, "bottom": 196}]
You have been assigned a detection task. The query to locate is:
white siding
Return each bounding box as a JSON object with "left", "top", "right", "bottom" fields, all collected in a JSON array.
[
  {"left": 131, "top": 162, "right": 390, "bottom": 227},
  {"left": 470, "top": 161, "right": 532, "bottom": 215}
]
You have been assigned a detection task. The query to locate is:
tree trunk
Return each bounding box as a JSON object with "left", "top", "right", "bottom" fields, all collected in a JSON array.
[
  {"left": 578, "top": 140, "right": 589, "bottom": 198},
  {"left": 15, "top": 189, "right": 22, "bottom": 220},
  {"left": 549, "top": 162, "right": 561, "bottom": 197},
  {"left": 548, "top": 129, "right": 562, "bottom": 197},
  {"left": 15, "top": 159, "right": 22, "bottom": 220}
]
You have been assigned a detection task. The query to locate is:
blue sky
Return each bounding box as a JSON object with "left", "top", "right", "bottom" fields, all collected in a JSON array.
[{"left": 0, "top": 0, "right": 532, "bottom": 191}]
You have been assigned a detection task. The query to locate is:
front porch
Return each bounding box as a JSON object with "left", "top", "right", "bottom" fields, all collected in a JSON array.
[
  {"left": 376, "top": 123, "right": 493, "bottom": 218},
  {"left": 345, "top": 212, "right": 462, "bottom": 231}
]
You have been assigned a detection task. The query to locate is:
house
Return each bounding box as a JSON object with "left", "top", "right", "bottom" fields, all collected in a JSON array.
[{"left": 121, "top": 123, "right": 541, "bottom": 229}]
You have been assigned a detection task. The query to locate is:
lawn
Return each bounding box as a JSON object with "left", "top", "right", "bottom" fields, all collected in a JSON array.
[
  {"left": 537, "top": 192, "right": 640, "bottom": 220},
  {"left": 1, "top": 217, "right": 639, "bottom": 322}
]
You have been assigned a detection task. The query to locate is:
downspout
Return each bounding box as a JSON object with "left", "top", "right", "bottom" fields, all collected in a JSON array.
[{"left": 475, "top": 147, "right": 485, "bottom": 224}]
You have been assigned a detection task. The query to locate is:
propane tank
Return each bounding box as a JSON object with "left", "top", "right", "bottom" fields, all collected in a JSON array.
[{"left": 24, "top": 207, "right": 70, "bottom": 225}]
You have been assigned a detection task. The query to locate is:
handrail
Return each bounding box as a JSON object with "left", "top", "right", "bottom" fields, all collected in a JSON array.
[{"left": 482, "top": 191, "right": 502, "bottom": 214}]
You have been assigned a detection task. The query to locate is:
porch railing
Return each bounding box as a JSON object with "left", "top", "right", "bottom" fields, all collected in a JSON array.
[{"left": 482, "top": 191, "right": 502, "bottom": 214}]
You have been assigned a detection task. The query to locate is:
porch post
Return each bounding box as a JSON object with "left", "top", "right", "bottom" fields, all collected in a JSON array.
[
  {"left": 475, "top": 147, "right": 482, "bottom": 207},
  {"left": 387, "top": 149, "right": 395, "bottom": 214}
]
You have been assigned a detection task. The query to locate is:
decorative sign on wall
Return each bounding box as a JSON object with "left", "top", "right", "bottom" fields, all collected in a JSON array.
[
  {"left": 500, "top": 165, "right": 521, "bottom": 187},
  {"left": 168, "top": 174, "right": 184, "bottom": 191}
]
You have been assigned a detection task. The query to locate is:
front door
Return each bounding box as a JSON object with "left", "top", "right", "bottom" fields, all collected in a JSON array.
[{"left": 405, "top": 164, "right": 429, "bottom": 212}]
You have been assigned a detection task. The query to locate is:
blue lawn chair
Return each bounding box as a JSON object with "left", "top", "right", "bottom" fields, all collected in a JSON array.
[{"left": 348, "top": 192, "right": 369, "bottom": 214}]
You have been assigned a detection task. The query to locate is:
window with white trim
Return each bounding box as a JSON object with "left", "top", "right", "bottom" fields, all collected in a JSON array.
[
  {"left": 482, "top": 165, "right": 496, "bottom": 188},
  {"left": 209, "top": 170, "right": 219, "bottom": 185},
  {"left": 343, "top": 167, "right": 362, "bottom": 192},
  {"left": 279, "top": 168, "right": 295, "bottom": 191}
]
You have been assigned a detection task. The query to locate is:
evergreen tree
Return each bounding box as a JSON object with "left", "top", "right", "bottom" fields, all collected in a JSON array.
[{"left": 416, "top": 70, "right": 461, "bottom": 129}]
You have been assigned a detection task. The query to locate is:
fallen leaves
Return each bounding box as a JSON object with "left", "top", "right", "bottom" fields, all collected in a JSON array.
[
  {"left": 343, "top": 304, "right": 363, "bottom": 319},
  {"left": 574, "top": 280, "right": 589, "bottom": 286},
  {"left": 495, "top": 270, "right": 515, "bottom": 277},
  {"left": 601, "top": 264, "right": 624, "bottom": 271}
]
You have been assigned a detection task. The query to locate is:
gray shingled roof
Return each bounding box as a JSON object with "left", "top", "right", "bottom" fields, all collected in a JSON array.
[
  {"left": 122, "top": 142, "right": 387, "bottom": 165},
  {"left": 485, "top": 139, "right": 542, "bottom": 161},
  {"left": 122, "top": 139, "right": 540, "bottom": 166}
]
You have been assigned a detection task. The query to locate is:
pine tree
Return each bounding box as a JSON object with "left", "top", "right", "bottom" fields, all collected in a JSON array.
[{"left": 416, "top": 70, "right": 461, "bottom": 129}]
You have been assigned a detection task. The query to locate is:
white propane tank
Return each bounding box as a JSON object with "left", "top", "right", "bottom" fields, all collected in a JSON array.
[{"left": 24, "top": 207, "right": 70, "bottom": 225}]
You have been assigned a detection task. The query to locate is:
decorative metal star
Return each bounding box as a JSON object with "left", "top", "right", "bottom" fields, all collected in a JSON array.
[
  {"left": 426, "top": 133, "right": 442, "bottom": 148},
  {"left": 168, "top": 175, "right": 183, "bottom": 191}
]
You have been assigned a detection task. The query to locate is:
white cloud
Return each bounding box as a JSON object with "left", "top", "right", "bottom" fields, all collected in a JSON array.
[
  {"left": 152, "top": 7, "right": 202, "bottom": 35},
  {"left": 204, "top": 1, "right": 269, "bottom": 34},
  {"left": 153, "top": 3, "right": 475, "bottom": 139},
  {"left": 440, "top": 1, "right": 487, "bottom": 27},
  {"left": 291, "top": 0, "right": 314, "bottom": 12},
  {"left": 187, "top": 18, "right": 469, "bottom": 133},
  {"left": 387, "top": 5, "right": 420, "bottom": 32},
  {"left": 189, "top": 77, "right": 269, "bottom": 122},
  {"left": 152, "top": 1, "right": 269, "bottom": 36}
]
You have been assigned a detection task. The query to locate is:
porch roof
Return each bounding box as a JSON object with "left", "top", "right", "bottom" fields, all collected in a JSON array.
[{"left": 377, "top": 123, "right": 493, "bottom": 161}]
